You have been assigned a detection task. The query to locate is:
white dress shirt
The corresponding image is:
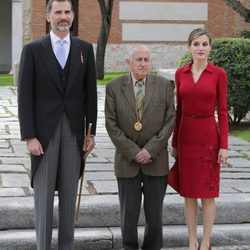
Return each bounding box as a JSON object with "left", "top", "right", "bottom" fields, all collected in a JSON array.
[
  {"left": 131, "top": 74, "right": 146, "bottom": 97},
  {"left": 50, "top": 31, "right": 70, "bottom": 62}
]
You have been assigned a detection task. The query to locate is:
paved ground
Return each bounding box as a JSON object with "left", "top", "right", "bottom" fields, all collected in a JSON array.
[
  {"left": 164, "top": 247, "right": 250, "bottom": 250},
  {"left": 0, "top": 86, "right": 250, "bottom": 249}
]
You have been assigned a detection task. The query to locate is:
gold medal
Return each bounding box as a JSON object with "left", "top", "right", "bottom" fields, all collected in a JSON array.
[{"left": 134, "top": 121, "right": 143, "bottom": 131}]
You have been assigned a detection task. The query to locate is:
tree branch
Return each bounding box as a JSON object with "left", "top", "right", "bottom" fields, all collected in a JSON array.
[
  {"left": 96, "top": 0, "right": 114, "bottom": 79},
  {"left": 107, "top": 0, "right": 114, "bottom": 22},
  {"left": 98, "top": 0, "right": 108, "bottom": 20},
  {"left": 98, "top": 0, "right": 113, "bottom": 32},
  {"left": 224, "top": 0, "right": 250, "bottom": 22}
]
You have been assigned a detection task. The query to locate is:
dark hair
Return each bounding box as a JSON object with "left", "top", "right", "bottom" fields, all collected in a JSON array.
[
  {"left": 46, "top": 0, "right": 73, "bottom": 14},
  {"left": 187, "top": 28, "right": 212, "bottom": 46}
]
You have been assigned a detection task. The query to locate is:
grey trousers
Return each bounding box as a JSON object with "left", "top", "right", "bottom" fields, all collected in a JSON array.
[
  {"left": 117, "top": 171, "right": 167, "bottom": 250},
  {"left": 33, "top": 113, "right": 81, "bottom": 250}
]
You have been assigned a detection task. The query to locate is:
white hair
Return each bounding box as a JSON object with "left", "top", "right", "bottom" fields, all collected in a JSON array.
[{"left": 126, "top": 44, "right": 151, "bottom": 60}]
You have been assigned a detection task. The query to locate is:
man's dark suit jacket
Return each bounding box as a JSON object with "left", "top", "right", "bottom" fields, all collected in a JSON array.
[{"left": 18, "top": 34, "right": 97, "bottom": 186}]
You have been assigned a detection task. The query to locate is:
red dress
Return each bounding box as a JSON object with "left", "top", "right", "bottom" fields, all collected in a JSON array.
[{"left": 171, "top": 62, "right": 228, "bottom": 198}]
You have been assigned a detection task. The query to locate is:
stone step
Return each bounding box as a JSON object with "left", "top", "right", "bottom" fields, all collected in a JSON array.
[
  {"left": 0, "top": 224, "right": 250, "bottom": 249},
  {"left": 0, "top": 193, "right": 250, "bottom": 229}
]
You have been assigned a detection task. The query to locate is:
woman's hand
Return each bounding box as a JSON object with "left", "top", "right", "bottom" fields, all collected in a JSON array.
[
  {"left": 218, "top": 148, "right": 228, "bottom": 167},
  {"left": 171, "top": 147, "right": 178, "bottom": 159}
]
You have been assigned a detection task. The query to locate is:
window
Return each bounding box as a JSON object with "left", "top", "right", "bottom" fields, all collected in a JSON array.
[{"left": 46, "top": 0, "right": 78, "bottom": 36}]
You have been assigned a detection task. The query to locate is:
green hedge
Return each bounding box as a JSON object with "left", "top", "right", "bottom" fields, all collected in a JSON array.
[
  {"left": 179, "top": 38, "right": 250, "bottom": 125},
  {"left": 241, "top": 30, "right": 250, "bottom": 39}
]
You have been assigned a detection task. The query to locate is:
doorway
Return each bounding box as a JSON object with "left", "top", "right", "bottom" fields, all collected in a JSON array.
[{"left": 0, "top": 1, "right": 12, "bottom": 73}]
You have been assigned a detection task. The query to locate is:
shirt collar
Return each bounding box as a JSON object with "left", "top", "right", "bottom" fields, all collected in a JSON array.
[
  {"left": 183, "top": 62, "right": 214, "bottom": 73},
  {"left": 130, "top": 73, "right": 147, "bottom": 86},
  {"left": 50, "top": 31, "right": 70, "bottom": 46}
]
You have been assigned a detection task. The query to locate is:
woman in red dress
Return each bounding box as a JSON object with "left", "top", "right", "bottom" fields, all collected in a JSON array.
[{"left": 171, "top": 28, "right": 228, "bottom": 250}]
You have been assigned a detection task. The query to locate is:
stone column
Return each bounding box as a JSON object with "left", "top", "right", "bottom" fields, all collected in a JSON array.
[
  {"left": 12, "top": 0, "right": 32, "bottom": 84},
  {"left": 11, "top": 0, "right": 23, "bottom": 72},
  {"left": 23, "top": 0, "right": 32, "bottom": 45}
]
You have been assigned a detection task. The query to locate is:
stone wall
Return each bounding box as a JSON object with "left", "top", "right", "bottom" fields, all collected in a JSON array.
[{"left": 95, "top": 43, "right": 187, "bottom": 72}]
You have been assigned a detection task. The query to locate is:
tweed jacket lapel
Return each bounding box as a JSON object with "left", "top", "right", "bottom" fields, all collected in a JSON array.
[
  {"left": 122, "top": 75, "right": 136, "bottom": 115},
  {"left": 41, "top": 34, "right": 63, "bottom": 95},
  {"left": 121, "top": 74, "right": 157, "bottom": 117},
  {"left": 143, "top": 74, "right": 157, "bottom": 114}
]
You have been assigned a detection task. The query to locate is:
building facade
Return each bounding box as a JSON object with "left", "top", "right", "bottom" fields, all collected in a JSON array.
[{"left": 1, "top": 0, "right": 250, "bottom": 73}]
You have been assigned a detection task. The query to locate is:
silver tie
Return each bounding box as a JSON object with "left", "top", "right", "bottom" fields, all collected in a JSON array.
[{"left": 56, "top": 39, "right": 66, "bottom": 68}]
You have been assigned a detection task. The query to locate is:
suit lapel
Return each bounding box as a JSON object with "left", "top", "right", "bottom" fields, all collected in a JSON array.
[
  {"left": 66, "top": 35, "right": 81, "bottom": 94},
  {"left": 122, "top": 75, "right": 136, "bottom": 115},
  {"left": 41, "top": 35, "right": 63, "bottom": 94},
  {"left": 122, "top": 74, "right": 157, "bottom": 116},
  {"left": 143, "top": 75, "right": 157, "bottom": 114}
]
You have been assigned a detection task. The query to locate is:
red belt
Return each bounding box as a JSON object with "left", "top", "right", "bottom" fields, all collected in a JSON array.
[{"left": 183, "top": 114, "right": 214, "bottom": 119}]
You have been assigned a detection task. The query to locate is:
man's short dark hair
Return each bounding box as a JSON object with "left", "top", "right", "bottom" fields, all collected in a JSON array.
[{"left": 46, "top": 0, "right": 73, "bottom": 14}]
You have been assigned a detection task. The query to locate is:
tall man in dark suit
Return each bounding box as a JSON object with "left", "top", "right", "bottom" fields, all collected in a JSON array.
[
  {"left": 105, "top": 44, "right": 176, "bottom": 250},
  {"left": 18, "top": 0, "right": 97, "bottom": 249}
]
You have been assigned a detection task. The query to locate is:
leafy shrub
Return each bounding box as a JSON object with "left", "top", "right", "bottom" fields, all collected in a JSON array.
[
  {"left": 241, "top": 30, "right": 250, "bottom": 39},
  {"left": 179, "top": 38, "right": 250, "bottom": 125}
]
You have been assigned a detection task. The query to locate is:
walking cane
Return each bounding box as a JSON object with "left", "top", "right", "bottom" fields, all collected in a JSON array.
[{"left": 75, "top": 123, "right": 92, "bottom": 220}]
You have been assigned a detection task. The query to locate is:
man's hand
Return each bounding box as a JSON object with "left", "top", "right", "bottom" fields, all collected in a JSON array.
[
  {"left": 26, "top": 138, "right": 44, "bottom": 156},
  {"left": 83, "top": 136, "right": 95, "bottom": 160},
  {"left": 134, "top": 149, "right": 152, "bottom": 164}
]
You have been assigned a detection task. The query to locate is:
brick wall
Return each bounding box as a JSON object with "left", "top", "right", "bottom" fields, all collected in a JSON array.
[
  {"left": 32, "top": 1, "right": 46, "bottom": 40},
  {"left": 31, "top": 0, "right": 250, "bottom": 70},
  {"left": 32, "top": 0, "right": 250, "bottom": 41}
]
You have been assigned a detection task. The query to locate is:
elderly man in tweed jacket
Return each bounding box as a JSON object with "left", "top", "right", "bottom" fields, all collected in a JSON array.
[{"left": 105, "top": 44, "right": 176, "bottom": 250}]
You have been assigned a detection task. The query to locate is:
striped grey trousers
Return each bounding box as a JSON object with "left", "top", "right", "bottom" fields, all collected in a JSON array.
[{"left": 33, "top": 113, "right": 81, "bottom": 250}]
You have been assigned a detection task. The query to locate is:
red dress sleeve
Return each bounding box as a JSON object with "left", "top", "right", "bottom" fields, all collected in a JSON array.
[{"left": 217, "top": 68, "right": 228, "bottom": 149}]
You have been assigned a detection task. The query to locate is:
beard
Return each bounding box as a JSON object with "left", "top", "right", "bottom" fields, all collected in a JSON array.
[{"left": 54, "top": 21, "right": 72, "bottom": 32}]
